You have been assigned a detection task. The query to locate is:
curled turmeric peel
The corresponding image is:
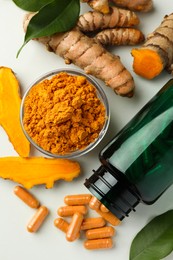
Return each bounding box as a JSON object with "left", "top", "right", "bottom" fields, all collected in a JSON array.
[
  {"left": 131, "top": 49, "right": 164, "bottom": 79},
  {"left": 0, "top": 157, "right": 80, "bottom": 189}
]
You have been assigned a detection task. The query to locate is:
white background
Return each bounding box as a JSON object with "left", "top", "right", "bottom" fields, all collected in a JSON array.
[{"left": 0, "top": 1, "right": 173, "bottom": 259}]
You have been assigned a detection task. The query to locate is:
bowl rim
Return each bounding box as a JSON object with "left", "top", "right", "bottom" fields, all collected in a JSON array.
[{"left": 20, "top": 68, "right": 110, "bottom": 159}]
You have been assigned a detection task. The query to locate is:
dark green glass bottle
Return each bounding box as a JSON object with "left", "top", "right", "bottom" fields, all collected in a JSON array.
[{"left": 84, "top": 79, "right": 173, "bottom": 220}]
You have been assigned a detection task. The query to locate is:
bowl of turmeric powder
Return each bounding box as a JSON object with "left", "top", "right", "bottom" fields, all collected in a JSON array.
[{"left": 20, "top": 68, "right": 110, "bottom": 158}]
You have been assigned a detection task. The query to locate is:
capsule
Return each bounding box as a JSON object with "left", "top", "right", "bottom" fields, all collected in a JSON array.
[
  {"left": 89, "top": 196, "right": 101, "bottom": 210},
  {"left": 57, "top": 205, "right": 87, "bottom": 217},
  {"left": 86, "top": 226, "right": 115, "bottom": 240},
  {"left": 27, "top": 206, "right": 49, "bottom": 233},
  {"left": 14, "top": 185, "right": 40, "bottom": 209},
  {"left": 84, "top": 238, "right": 113, "bottom": 250},
  {"left": 54, "top": 218, "right": 69, "bottom": 233},
  {"left": 81, "top": 217, "right": 106, "bottom": 230},
  {"left": 96, "top": 209, "right": 121, "bottom": 226},
  {"left": 66, "top": 212, "right": 84, "bottom": 242},
  {"left": 64, "top": 194, "right": 92, "bottom": 205},
  {"left": 100, "top": 204, "right": 109, "bottom": 213}
]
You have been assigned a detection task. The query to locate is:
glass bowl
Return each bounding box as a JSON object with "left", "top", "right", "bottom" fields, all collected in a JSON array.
[{"left": 20, "top": 68, "right": 110, "bottom": 159}]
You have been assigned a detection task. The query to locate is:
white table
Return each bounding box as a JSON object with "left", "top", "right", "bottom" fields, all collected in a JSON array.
[{"left": 0, "top": 1, "right": 172, "bottom": 259}]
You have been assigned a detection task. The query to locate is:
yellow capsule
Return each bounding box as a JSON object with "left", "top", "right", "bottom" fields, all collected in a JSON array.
[
  {"left": 57, "top": 205, "right": 87, "bottom": 217},
  {"left": 27, "top": 206, "right": 49, "bottom": 233},
  {"left": 89, "top": 196, "right": 101, "bottom": 210},
  {"left": 86, "top": 226, "right": 115, "bottom": 240},
  {"left": 81, "top": 217, "right": 106, "bottom": 230},
  {"left": 84, "top": 238, "right": 113, "bottom": 250},
  {"left": 66, "top": 212, "right": 84, "bottom": 242},
  {"left": 14, "top": 185, "right": 40, "bottom": 209},
  {"left": 100, "top": 204, "right": 109, "bottom": 213},
  {"left": 96, "top": 209, "right": 121, "bottom": 226},
  {"left": 64, "top": 194, "right": 92, "bottom": 205},
  {"left": 54, "top": 218, "right": 69, "bottom": 233}
]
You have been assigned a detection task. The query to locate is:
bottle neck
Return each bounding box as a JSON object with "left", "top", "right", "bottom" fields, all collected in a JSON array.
[{"left": 84, "top": 166, "right": 140, "bottom": 220}]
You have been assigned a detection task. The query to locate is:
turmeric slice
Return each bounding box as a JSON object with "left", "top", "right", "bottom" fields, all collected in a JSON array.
[
  {"left": 131, "top": 49, "right": 164, "bottom": 79},
  {"left": 0, "top": 157, "right": 80, "bottom": 189},
  {"left": 131, "top": 13, "right": 173, "bottom": 79},
  {"left": 0, "top": 67, "right": 30, "bottom": 157}
]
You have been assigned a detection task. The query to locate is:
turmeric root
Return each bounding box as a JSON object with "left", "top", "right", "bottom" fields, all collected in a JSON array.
[
  {"left": 77, "top": 7, "right": 140, "bottom": 32},
  {"left": 82, "top": 0, "right": 153, "bottom": 13},
  {"left": 23, "top": 13, "right": 135, "bottom": 97},
  {"left": 0, "top": 157, "right": 81, "bottom": 189},
  {"left": 82, "top": 0, "right": 110, "bottom": 14},
  {"left": 131, "top": 13, "right": 173, "bottom": 79},
  {"left": 0, "top": 67, "right": 30, "bottom": 157},
  {"left": 95, "top": 28, "right": 145, "bottom": 46},
  {"left": 110, "top": 0, "right": 153, "bottom": 12}
]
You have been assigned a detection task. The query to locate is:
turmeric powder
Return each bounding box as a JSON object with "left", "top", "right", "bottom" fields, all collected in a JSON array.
[{"left": 23, "top": 72, "right": 106, "bottom": 155}]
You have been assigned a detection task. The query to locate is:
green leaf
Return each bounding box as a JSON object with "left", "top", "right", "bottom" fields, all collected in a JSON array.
[
  {"left": 12, "top": 0, "right": 53, "bottom": 12},
  {"left": 17, "top": 0, "right": 80, "bottom": 57},
  {"left": 130, "top": 210, "right": 173, "bottom": 260},
  {"left": 25, "top": 0, "right": 80, "bottom": 38}
]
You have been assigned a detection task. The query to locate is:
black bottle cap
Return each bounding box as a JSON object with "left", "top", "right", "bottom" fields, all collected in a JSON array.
[{"left": 84, "top": 166, "right": 140, "bottom": 220}]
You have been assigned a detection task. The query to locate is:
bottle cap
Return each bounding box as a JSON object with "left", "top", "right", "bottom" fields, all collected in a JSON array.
[{"left": 84, "top": 166, "right": 140, "bottom": 220}]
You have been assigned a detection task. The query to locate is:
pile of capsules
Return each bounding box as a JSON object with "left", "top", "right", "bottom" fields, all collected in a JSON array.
[
  {"left": 55, "top": 193, "right": 121, "bottom": 250},
  {"left": 14, "top": 186, "right": 121, "bottom": 250}
]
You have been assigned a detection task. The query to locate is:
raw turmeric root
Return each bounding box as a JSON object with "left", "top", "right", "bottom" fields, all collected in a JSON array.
[
  {"left": 110, "top": 0, "right": 153, "bottom": 12},
  {"left": 0, "top": 67, "right": 30, "bottom": 157},
  {"left": 131, "top": 13, "right": 173, "bottom": 79},
  {"left": 23, "top": 13, "right": 135, "bottom": 97},
  {"left": 82, "top": 0, "right": 153, "bottom": 13},
  {"left": 77, "top": 7, "right": 140, "bottom": 32},
  {"left": 82, "top": 0, "right": 110, "bottom": 14},
  {"left": 95, "top": 28, "right": 145, "bottom": 46},
  {"left": 0, "top": 157, "right": 81, "bottom": 189}
]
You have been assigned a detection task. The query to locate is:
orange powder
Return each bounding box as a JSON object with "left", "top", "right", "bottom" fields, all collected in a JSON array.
[{"left": 23, "top": 72, "right": 106, "bottom": 155}]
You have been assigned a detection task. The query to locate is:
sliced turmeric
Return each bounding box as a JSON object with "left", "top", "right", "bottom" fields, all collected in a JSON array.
[
  {"left": 0, "top": 157, "right": 80, "bottom": 189},
  {"left": 131, "top": 13, "right": 173, "bottom": 79},
  {"left": 95, "top": 28, "right": 145, "bottom": 46},
  {"left": 131, "top": 49, "right": 164, "bottom": 79},
  {"left": 23, "top": 14, "right": 135, "bottom": 97},
  {"left": 0, "top": 67, "right": 30, "bottom": 157}
]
